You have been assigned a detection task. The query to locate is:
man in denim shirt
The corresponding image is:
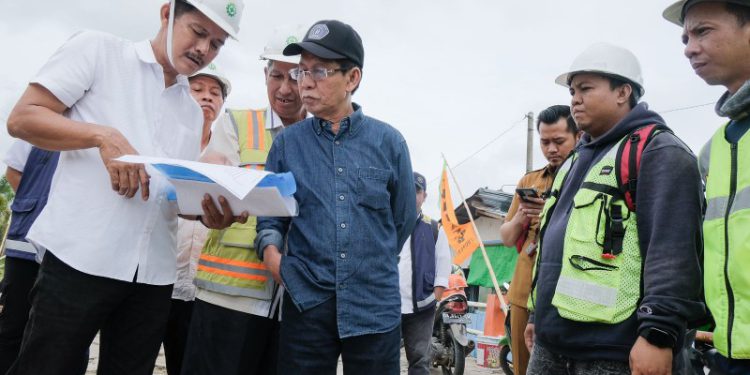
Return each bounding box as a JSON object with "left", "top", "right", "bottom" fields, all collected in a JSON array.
[{"left": 255, "top": 20, "right": 417, "bottom": 374}]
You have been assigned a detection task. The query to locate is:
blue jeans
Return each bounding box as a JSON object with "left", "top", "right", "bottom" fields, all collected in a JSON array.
[
  {"left": 278, "top": 294, "right": 400, "bottom": 375},
  {"left": 712, "top": 353, "right": 750, "bottom": 375},
  {"left": 527, "top": 344, "right": 630, "bottom": 375}
]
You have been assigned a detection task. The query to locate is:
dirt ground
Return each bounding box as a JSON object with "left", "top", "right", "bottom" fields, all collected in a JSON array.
[{"left": 85, "top": 336, "right": 502, "bottom": 374}]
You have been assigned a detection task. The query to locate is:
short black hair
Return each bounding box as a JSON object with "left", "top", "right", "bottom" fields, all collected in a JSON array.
[
  {"left": 174, "top": 0, "right": 198, "bottom": 19},
  {"left": 725, "top": 2, "right": 750, "bottom": 26},
  {"left": 537, "top": 105, "right": 578, "bottom": 134},
  {"left": 335, "top": 59, "right": 361, "bottom": 94},
  {"left": 606, "top": 76, "right": 639, "bottom": 109}
]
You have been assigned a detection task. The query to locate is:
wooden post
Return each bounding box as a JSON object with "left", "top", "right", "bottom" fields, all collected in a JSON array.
[{"left": 442, "top": 154, "right": 509, "bottom": 314}]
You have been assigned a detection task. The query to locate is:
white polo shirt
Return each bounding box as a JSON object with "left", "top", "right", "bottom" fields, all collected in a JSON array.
[
  {"left": 26, "top": 30, "right": 202, "bottom": 285},
  {"left": 3, "top": 140, "right": 33, "bottom": 172}
]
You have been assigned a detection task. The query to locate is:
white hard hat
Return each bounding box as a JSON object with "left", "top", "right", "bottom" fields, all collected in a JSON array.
[
  {"left": 555, "top": 42, "right": 645, "bottom": 98},
  {"left": 259, "top": 24, "right": 308, "bottom": 64},
  {"left": 184, "top": 0, "right": 245, "bottom": 40},
  {"left": 663, "top": 0, "right": 750, "bottom": 26},
  {"left": 190, "top": 62, "right": 232, "bottom": 97}
]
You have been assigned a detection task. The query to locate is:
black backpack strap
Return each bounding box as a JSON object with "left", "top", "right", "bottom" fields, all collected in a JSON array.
[{"left": 614, "top": 124, "right": 672, "bottom": 212}]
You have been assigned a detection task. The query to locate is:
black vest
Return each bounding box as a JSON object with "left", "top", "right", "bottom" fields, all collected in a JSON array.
[
  {"left": 6, "top": 148, "right": 59, "bottom": 261},
  {"left": 409, "top": 214, "right": 439, "bottom": 313}
]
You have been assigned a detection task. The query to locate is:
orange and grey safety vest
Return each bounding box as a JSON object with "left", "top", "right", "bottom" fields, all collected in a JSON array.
[{"left": 194, "top": 109, "right": 277, "bottom": 300}]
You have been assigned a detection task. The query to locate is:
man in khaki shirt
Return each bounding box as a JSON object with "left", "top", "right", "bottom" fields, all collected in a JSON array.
[{"left": 500, "top": 105, "right": 580, "bottom": 375}]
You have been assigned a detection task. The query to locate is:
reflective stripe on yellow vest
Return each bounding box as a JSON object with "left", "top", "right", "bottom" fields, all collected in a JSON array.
[
  {"left": 529, "top": 136, "right": 642, "bottom": 324},
  {"left": 702, "top": 122, "right": 750, "bottom": 359},
  {"left": 195, "top": 109, "right": 277, "bottom": 300},
  {"left": 233, "top": 109, "right": 273, "bottom": 170}
]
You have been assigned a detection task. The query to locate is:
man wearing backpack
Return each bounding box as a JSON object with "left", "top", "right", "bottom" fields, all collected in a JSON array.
[
  {"left": 524, "top": 43, "right": 705, "bottom": 375},
  {"left": 664, "top": 1, "right": 750, "bottom": 373},
  {"left": 398, "top": 172, "right": 452, "bottom": 375}
]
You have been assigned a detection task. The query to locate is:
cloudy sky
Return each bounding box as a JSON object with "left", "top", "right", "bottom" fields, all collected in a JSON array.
[{"left": 0, "top": 0, "right": 727, "bottom": 218}]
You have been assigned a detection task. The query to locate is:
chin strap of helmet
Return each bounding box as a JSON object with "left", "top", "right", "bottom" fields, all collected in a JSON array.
[{"left": 166, "top": 0, "right": 177, "bottom": 74}]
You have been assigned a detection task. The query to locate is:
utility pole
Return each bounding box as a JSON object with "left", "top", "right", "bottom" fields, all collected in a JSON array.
[{"left": 526, "top": 111, "right": 534, "bottom": 172}]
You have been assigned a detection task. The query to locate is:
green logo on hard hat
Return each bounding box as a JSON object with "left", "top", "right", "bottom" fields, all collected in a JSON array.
[
  {"left": 208, "top": 63, "right": 217, "bottom": 70},
  {"left": 285, "top": 36, "right": 298, "bottom": 46},
  {"left": 226, "top": 2, "right": 236, "bottom": 17}
]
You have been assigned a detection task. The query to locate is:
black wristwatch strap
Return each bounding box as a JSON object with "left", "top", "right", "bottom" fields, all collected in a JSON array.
[{"left": 640, "top": 327, "right": 676, "bottom": 349}]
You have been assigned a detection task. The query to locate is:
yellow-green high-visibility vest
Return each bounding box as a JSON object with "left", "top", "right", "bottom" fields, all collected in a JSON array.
[
  {"left": 702, "top": 122, "right": 750, "bottom": 359},
  {"left": 194, "top": 109, "right": 277, "bottom": 299},
  {"left": 528, "top": 135, "right": 643, "bottom": 324}
]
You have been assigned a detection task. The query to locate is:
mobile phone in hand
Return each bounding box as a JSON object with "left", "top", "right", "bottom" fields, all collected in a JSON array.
[{"left": 516, "top": 188, "right": 540, "bottom": 203}]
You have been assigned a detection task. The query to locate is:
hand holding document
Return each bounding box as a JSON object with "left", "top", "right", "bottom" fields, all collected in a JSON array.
[{"left": 116, "top": 155, "right": 297, "bottom": 217}]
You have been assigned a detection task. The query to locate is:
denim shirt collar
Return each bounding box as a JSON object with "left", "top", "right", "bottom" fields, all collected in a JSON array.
[{"left": 313, "top": 103, "right": 364, "bottom": 137}]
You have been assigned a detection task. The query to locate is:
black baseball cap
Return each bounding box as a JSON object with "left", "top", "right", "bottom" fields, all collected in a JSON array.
[
  {"left": 414, "top": 172, "right": 427, "bottom": 191},
  {"left": 283, "top": 20, "right": 364, "bottom": 68}
]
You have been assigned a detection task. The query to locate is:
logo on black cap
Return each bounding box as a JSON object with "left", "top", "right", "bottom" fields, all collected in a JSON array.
[{"left": 308, "top": 24, "right": 329, "bottom": 40}]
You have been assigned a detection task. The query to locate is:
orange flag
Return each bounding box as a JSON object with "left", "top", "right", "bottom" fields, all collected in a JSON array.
[{"left": 439, "top": 163, "right": 480, "bottom": 264}]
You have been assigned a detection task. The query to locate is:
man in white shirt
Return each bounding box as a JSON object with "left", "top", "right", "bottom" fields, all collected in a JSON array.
[
  {"left": 182, "top": 25, "right": 308, "bottom": 375},
  {"left": 399, "top": 172, "right": 452, "bottom": 375},
  {"left": 4, "top": 1, "right": 246, "bottom": 374}
]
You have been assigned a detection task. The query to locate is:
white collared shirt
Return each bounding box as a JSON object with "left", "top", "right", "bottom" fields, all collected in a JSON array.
[{"left": 26, "top": 30, "right": 202, "bottom": 285}]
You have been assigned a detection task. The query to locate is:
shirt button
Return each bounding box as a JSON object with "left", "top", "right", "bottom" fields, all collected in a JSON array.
[
  {"left": 340, "top": 253, "right": 346, "bottom": 259},
  {"left": 335, "top": 141, "right": 341, "bottom": 145},
  {"left": 337, "top": 167, "right": 344, "bottom": 174},
  {"left": 339, "top": 283, "right": 347, "bottom": 289},
  {"left": 340, "top": 223, "right": 347, "bottom": 229},
  {"left": 338, "top": 194, "right": 345, "bottom": 201}
]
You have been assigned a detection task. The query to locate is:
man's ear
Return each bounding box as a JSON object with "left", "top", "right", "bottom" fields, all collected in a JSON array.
[
  {"left": 345, "top": 67, "right": 362, "bottom": 93},
  {"left": 159, "top": 3, "right": 171, "bottom": 28},
  {"left": 617, "top": 84, "right": 633, "bottom": 106}
]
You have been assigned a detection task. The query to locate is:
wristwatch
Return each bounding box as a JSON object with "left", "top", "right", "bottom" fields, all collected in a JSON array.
[{"left": 640, "top": 327, "right": 676, "bottom": 349}]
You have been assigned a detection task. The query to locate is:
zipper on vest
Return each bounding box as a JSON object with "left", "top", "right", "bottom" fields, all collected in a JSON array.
[{"left": 724, "top": 142, "right": 738, "bottom": 357}]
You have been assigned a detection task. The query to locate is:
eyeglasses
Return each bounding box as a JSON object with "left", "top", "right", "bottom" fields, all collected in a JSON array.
[{"left": 289, "top": 67, "right": 346, "bottom": 82}]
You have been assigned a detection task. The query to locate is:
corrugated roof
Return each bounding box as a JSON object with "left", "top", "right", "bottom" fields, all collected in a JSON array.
[{"left": 453, "top": 187, "right": 514, "bottom": 223}]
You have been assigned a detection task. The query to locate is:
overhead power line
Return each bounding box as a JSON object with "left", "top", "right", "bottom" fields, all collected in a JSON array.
[
  {"left": 428, "top": 100, "right": 717, "bottom": 185},
  {"left": 659, "top": 101, "right": 715, "bottom": 114}
]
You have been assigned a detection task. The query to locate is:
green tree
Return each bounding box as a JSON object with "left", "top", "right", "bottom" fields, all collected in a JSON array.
[{"left": 0, "top": 176, "right": 14, "bottom": 244}]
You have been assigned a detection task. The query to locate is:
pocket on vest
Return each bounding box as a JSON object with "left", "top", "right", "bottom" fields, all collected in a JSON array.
[{"left": 552, "top": 189, "right": 637, "bottom": 324}]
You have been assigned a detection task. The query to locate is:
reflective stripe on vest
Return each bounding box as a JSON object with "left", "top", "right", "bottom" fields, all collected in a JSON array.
[
  {"left": 530, "top": 136, "right": 642, "bottom": 324},
  {"left": 195, "top": 109, "right": 277, "bottom": 299},
  {"left": 529, "top": 153, "right": 575, "bottom": 312},
  {"left": 417, "top": 294, "right": 436, "bottom": 309},
  {"left": 703, "top": 122, "right": 750, "bottom": 359},
  {"left": 229, "top": 109, "right": 273, "bottom": 170},
  {"left": 3, "top": 239, "right": 36, "bottom": 254}
]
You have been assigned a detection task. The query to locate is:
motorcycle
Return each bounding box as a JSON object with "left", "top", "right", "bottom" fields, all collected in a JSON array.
[
  {"left": 689, "top": 330, "right": 719, "bottom": 374},
  {"left": 498, "top": 282, "right": 514, "bottom": 375},
  {"left": 430, "top": 266, "right": 474, "bottom": 375}
]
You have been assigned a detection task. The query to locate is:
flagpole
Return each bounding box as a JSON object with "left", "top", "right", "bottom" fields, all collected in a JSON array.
[{"left": 441, "top": 154, "right": 508, "bottom": 314}]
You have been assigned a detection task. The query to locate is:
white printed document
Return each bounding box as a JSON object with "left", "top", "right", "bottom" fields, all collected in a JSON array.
[{"left": 117, "top": 155, "right": 298, "bottom": 217}]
